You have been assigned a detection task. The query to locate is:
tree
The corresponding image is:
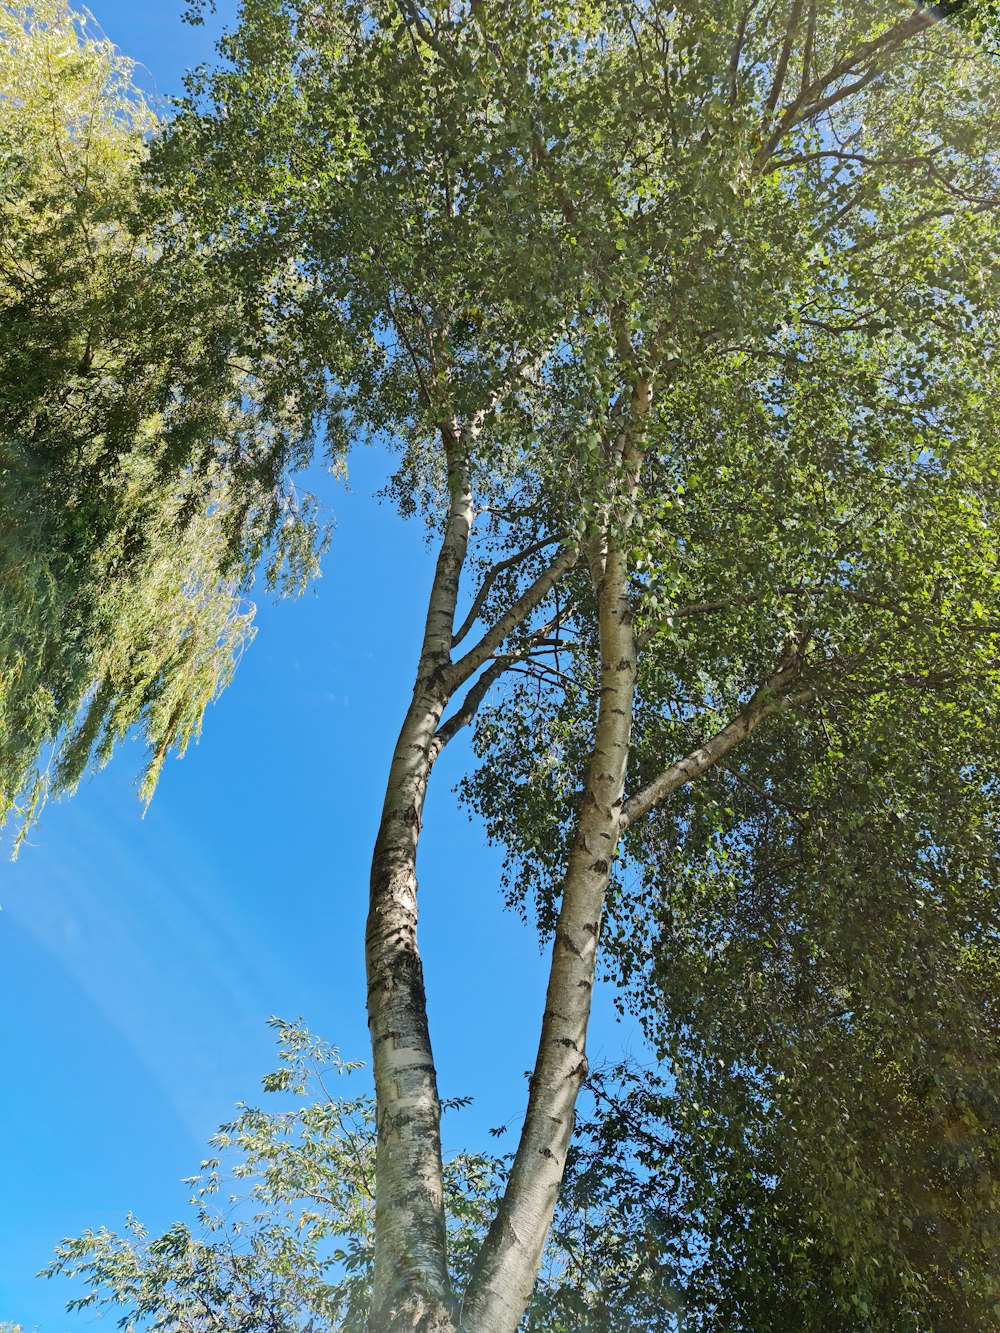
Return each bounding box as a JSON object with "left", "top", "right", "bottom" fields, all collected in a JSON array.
[
  {"left": 0, "top": 0, "right": 323, "bottom": 845},
  {"left": 45, "top": 1022, "right": 678, "bottom": 1332},
  {"left": 11, "top": 0, "right": 1000, "bottom": 1328}
]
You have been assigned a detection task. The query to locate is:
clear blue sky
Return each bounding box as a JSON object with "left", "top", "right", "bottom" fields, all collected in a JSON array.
[{"left": 0, "top": 6, "right": 634, "bottom": 1328}]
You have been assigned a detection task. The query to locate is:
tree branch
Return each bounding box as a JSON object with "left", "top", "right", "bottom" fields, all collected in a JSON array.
[
  {"left": 764, "top": 147, "right": 945, "bottom": 174},
  {"left": 763, "top": 0, "right": 803, "bottom": 122},
  {"left": 622, "top": 673, "right": 814, "bottom": 831},
  {"left": 754, "top": 7, "right": 934, "bottom": 170},
  {"left": 434, "top": 604, "right": 578, "bottom": 754},
  {"left": 430, "top": 655, "right": 513, "bottom": 756},
  {"left": 447, "top": 541, "right": 580, "bottom": 689},
  {"left": 468, "top": 343, "right": 556, "bottom": 436},
  {"left": 727, "top": 1, "right": 757, "bottom": 106},
  {"left": 452, "top": 538, "right": 559, "bottom": 647},
  {"left": 637, "top": 582, "right": 934, "bottom": 648},
  {"left": 718, "top": 761, "right": 812, "bottom": 818}
]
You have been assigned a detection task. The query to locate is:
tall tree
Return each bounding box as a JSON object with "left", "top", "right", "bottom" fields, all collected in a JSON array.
[
  {"left": 10, "top": 0, "right": 1000, "bottom": 1328},
  {"left": 161, "top": 1, "right": 1000, "bottom": 1327}
]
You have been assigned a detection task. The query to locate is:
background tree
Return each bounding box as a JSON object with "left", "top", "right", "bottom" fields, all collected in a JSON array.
[
  {"left": 0, "top": 0, "right": 325, "bottom": 844},
  {"left": 46, "top": 1023, "right": 659, "bottom": 1333},
  {"left": 9, "top": 0, "right": 1000, "bottom": 1328}
]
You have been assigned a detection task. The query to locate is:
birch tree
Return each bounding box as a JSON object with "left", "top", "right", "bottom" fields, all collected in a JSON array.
[
  {"left": 10, "top": 0, "right": 1000, "bottom": 1328},
  {"left": 156, "top": 1, "right": 1000, "bottom": 1327}
]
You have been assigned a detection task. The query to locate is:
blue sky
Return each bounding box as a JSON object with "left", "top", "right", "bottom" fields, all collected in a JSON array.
[{"left": 0, "top": 6, "right": 634, "bottom": 1327}]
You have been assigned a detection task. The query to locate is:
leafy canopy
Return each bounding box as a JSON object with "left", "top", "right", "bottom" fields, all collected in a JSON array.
[{"left": 16, "top": 0, "right": 1000, "bottom": 1323}]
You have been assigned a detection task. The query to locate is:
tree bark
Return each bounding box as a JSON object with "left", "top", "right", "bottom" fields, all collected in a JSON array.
[
  {"left": 364, "top": 427, "right": 582, "bottom": 1330},
  {"left": 366, "top": 436, "right": 472, "bottom": 1332},
  {"left": 461, "top": 535, "right": 637, "bottom": 1333}
]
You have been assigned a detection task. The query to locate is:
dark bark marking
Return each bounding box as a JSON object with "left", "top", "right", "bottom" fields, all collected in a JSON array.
[{"left": 555, "top": 929, "right": 584, "bottom": 958}]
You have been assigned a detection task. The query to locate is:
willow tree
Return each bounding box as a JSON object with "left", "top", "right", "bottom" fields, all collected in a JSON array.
[
  {"left": 14, "top": 0, "right": 1000, "bottom": 1328},
  {"left": 0, "top": 0, "right": 322, "bottom": 841}
]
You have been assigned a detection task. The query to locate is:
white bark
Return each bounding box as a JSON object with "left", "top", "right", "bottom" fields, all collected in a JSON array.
[
  {"left": 366, "top": 430, "right": 577, "bottom": 1330},
  {"left": 622, "top": 671, "right": 814, "bottom": 830},
  {"left": 461, "top": 537, "right": 637, "bottom": 1333},
  {"left": 366, "top": 436, "right": 472, "bottom": 1331}
]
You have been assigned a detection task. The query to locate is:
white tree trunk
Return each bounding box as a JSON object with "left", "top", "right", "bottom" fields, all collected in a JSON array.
[
  {"left": 366, "top": 442, "right": 472, "bottom": 1331},
  {"left": 462, "top": 538, "right": 637, "bottom": 1332}
]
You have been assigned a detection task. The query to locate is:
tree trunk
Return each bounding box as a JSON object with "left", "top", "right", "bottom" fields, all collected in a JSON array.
[
  {"left": 461, "top": 537, "right": 637, "bottom": 1333},
  {"left": 366, "top": 441, "right": 472, "bottom": 1332}
]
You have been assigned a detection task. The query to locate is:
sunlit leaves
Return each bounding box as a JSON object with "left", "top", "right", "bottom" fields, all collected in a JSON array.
[{"left": 0, "top": 1, "right": 327, "bottom": 847}]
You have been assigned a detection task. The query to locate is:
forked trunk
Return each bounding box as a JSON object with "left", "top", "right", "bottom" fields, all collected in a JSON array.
[{"left": 366, "top": 434, "right": 639, "bottom": 1331}]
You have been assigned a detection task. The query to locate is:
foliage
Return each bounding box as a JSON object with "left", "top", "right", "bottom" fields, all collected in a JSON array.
[
  {"left": 15, "top": 0, "right": 1000, "bottom": 1325},
  {"left": 590, "top": 707, "right": 1000, "bottom": 1328},
  {"left": 45, "top": 1022, "right": 650, "bottom": 1332},
  {"left": 47, "top": 1022, "right": 381, "bottom": 1333},
  {"left": 0, "top": 0, "right": 327, "bottom": 848}
]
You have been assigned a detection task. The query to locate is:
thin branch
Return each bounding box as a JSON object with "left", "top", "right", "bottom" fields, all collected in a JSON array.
[
  {"left": 763, "top": 0, "right": 803, "bottom": 122},
  {"left": 717, "top": 762, "right": 812, "bottom": 817},
  {"left": 808, "top": 182, "right": 872, "bottom": 243},
  {"left": 790, "top": 64, "right": 884, "bottom": 126},
  {"left": 447, "top": 542, "right": 581, "bottom": 689},
  {"left": 396, "top": 0, "right": 440, "bottom": 53},
  {"left": 757, "top": 66, "right": 882, "bottom": 166},
  {"left": 800, "top": 0, "right": 817, "bottom": 99},
  {"left": 508, "top": 660, "right": 582, "bottom": 692},
  {"left": 764, "top": 147, "right": 945, "bottom": 173},
  {"left": 754, "top": 7, "right": 934, "bottom": 169},
  {"left": 728, "top": 1, "right": 757, "bottom": 105},
  {"left": 431, "top": 655, "right": 513, "bottom": 755},
  {"left": 384, "top": 290, "right": 434, "bottom": 410},
  {"left": 845, "top": 197, "right": 999, "bottom": 257},
  {"left": 452, "top": 537, "right": 559, "bottom": 647},
  {"left": 637, "top": 582, "right": 936, "bottom": 648},
  {"left": 433, "top": 608, "right": 575, "bottom": 753},
  {"left": 800, "top": 315, "right": 888, "bottom": 334},
  {"left": 469, "top": 343, "right": 556, "bottom": 436},
  {"left": 519, "top": 637, "right": 582, "bottom": 654}
]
